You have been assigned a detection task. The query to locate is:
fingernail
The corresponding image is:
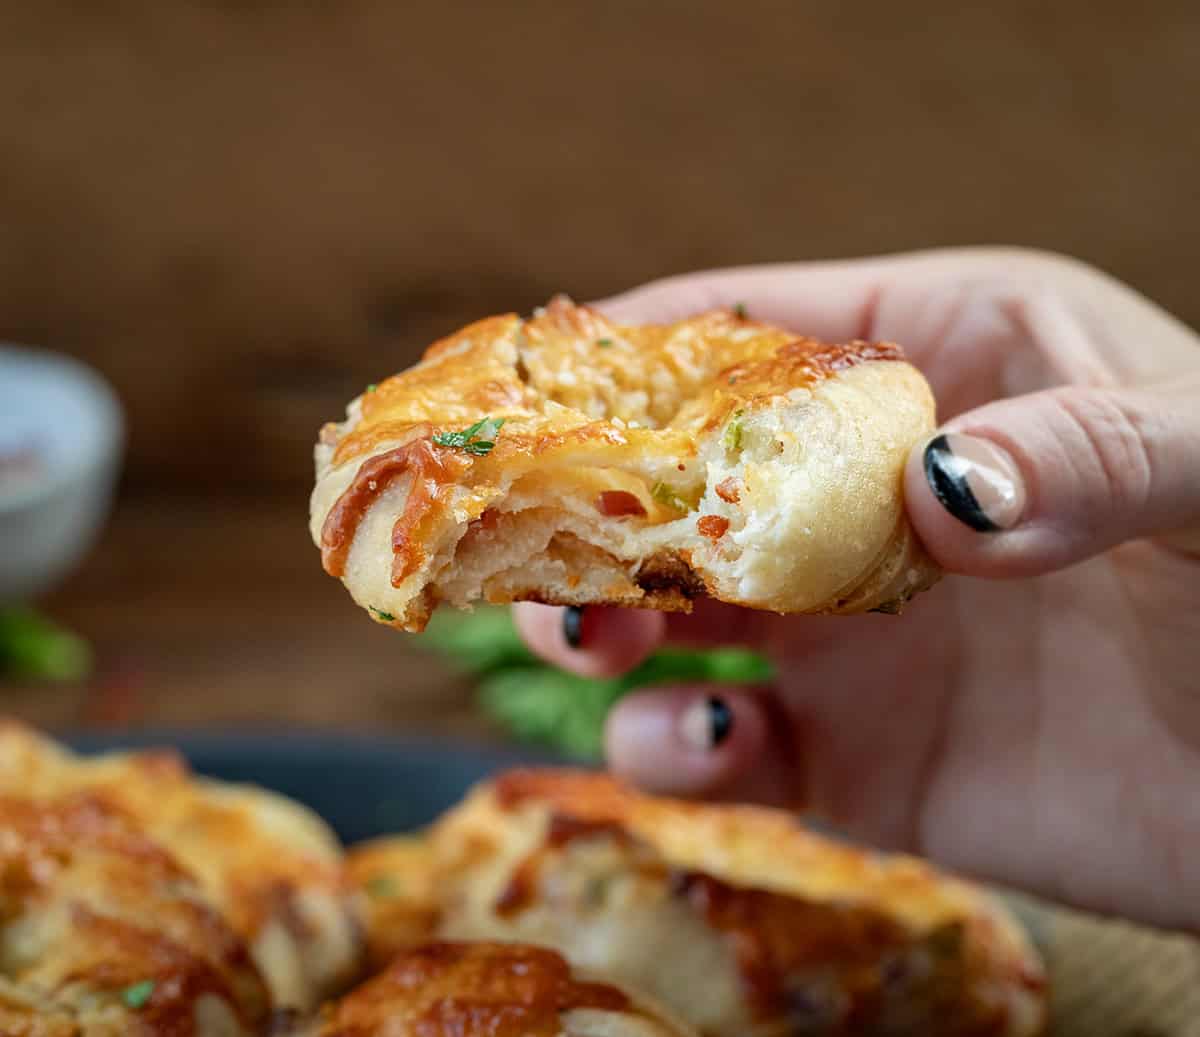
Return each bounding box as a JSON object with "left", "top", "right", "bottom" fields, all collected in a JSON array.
[
  {"left": 679, "top": 696, "right": 734, "bottom": 750},
  {"left": 923, "top": 432, "right": 1025, "bottom": 532},
  {"left": 562, "top": 606, "right": 584, "bottom": 649}
]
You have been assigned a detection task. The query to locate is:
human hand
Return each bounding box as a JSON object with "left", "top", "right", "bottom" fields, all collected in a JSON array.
[{"left": 514, "top": 248, "right": 1200, "bottom": 931}]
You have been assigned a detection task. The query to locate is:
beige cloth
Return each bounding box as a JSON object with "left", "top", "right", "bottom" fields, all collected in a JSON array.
[{"left": 1013, "top": 895, "right": 1200, "bottom": 1036}]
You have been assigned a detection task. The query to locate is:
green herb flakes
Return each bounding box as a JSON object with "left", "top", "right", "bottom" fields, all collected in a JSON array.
[
  {"left": 596, "top": 338, "right": 613, "bottom": 348},
  {"left": 650, "top": 482, "right": 687, "bottom": 511},
  {"left": 366, "top": 875, "right": 400, "bottom": 897},
  {"left": 733, "top": 302, "right": 749, "bottom": 319},
  {"left": 365, "top": 383, "right": 378, "bottom": 393},
  {"left": 432, "top": 417, "right": 505, "bottom": 457},
  {"left": 121, "top": 980, "right": 156, "bottom": 1010},
  {"left": 370, "top": 607, "right": 395, "bottom": 622},
  {"left": 723, "top": 410, "right": 745, "bottom": 452}
]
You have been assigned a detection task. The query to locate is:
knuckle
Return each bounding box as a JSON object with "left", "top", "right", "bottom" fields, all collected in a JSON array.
[{"left": 1046, "top": 387, "right": 1155, "bottom": 519}]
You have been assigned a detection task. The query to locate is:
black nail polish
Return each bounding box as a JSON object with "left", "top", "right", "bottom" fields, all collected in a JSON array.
[
  {"left": 923, "top": 434, "right": 999, "bottom": 533},
  {"left": 707, "top": 696, "right": 733, "bottom": 746},
  {"left": 562, "top": 606, "right": 584, "bottom": 649}
]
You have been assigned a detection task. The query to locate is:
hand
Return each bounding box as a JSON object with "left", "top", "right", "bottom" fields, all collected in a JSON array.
[{"left": 514, "top": 248, "right": 1200, "bottom": 931}]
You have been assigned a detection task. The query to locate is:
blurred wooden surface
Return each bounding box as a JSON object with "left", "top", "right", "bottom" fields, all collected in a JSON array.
[{"left": 0, "top": 1, "right": 1197, "bottom": 734}]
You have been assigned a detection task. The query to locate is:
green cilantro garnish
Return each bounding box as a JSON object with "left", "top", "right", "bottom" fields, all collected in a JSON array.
[
  {"left": 432, "top": 417, "right": 505, "bottom": 457},
  {"left": 121, "top": 980, "right": 155, "bottom": 1009},
  {"left": 370, "top": 607, "right": 395, "bottom": 622},
  {"left": 733, "top": 302, "right": 749, "bottom": 319},
  {"left": 650, "top": 482, "right": 688, "bottom": 512},
  {"left": 366, "top": 875, "right": 400, "bottom": 897},
  {"left": 365, "top": 383, "right": 378, "bottom": 393},
  {"left": 596, "top": 338, "right": 613, "bottom": 348},
  {"left": 723, "top": 410, "right": 745, "bottom": 452}
]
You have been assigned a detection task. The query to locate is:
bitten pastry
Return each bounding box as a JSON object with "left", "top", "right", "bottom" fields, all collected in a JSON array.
[
  {"left": 0, "top": 722, "right": 362, "bottom": 1014},
  {"left": 348, "top": 770, "right": 1047, "bottom": 1037},
  {"left": 310, "top": 296, "right": 940, "bottom": 631},
  {"left": 300, "top": 942, "right": 696, "bottom": 1037}
]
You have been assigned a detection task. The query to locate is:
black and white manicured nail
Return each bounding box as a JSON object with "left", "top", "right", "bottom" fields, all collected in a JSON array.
[
  {"left": 923, "top": 432, "right": 1026, "bottom": 533},
  {"left": 562, "top": 606, "right": 585, "bottom": 649},
  {"left": 679, "top": 696, "right": 735, "bottom": 750}
]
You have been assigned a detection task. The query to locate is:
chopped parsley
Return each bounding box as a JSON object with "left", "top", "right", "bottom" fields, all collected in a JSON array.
[
  {"left": 596, "top": 338, "right": 613, "bottom": 348},
  {"left": 651, "top": 482, "right": 688, "bottom": 511},
  {"left": 733, "top": 302, "right": 749, "bottom": 319},
  {"left": 723, "top": 410, "right": 745, "bottom": 452},
  {"left": 432, "top": 417, "right": 505, "bottom": 457},
  {"left": 121, "top": 980, "right": 156, "bottom": 1009},
  {"left": 369, "top": 607, "right": 395, "bottom": 622},
  {"left": 365, "top": 383, "right": 378, "bottom": 393},
  {"left": 366, "top": 875, "right": 400, "bottom": 897}
]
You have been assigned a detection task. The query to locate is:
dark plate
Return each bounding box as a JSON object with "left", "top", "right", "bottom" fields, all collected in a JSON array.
[{"left": 64, "top": 729, "right": 559, "bottom": 845}]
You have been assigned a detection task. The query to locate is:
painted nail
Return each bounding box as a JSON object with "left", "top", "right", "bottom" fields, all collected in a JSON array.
[
  {"left": 562, "top": 606, "right": 584, "bottom": 649},
  {"left": 923, "top": 432, "right": 1025, "bottom": 532},
  {"left": 679, "top": 696, "right": 734, "bottom": 750}
]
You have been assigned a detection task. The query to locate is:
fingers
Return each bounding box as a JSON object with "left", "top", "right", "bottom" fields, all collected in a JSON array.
[
  {"left": 511, "top": 603, "right": 664, "bottom": 678},
  {"left": 906, "top": 377, "right": 1200, "bottom": 575},
  {"left": 604, "top": 686, "right": 802, "bottom": 807}
]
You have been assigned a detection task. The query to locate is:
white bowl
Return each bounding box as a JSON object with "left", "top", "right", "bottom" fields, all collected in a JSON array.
[{"left": 0, "top": 346, "right": 124, "bottom": 603}]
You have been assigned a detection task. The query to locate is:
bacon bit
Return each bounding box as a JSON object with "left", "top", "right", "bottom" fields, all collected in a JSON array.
[
  {"left": 697, "top": 515, "right": 730, "bottom": 540},
  {"left": 715, "top": 477, "right": 741, "bottom": 504},
  {"left": 595, "top": 490, "right": 646, "bottom": 518}
]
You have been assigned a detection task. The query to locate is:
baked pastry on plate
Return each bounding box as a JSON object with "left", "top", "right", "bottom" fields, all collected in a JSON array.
[
  {"left": 0, "top": 722, "right": 362, "bottom": 1014},
  {"left": 311, "top": 297, "right": 939, "bottom": 631},
  {"left": 348, "top": 770, "right": 1047, "bottom": 1037},
  {"left": 0, "top": 793, "right": 270, "bottom": 1037}
]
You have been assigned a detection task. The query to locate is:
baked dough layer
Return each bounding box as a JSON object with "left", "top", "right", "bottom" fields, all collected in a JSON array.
[
  {"left": 348, "top": 770, "right": 1047, "bottom": 1037},
  {"left": 311, "top": 297, "right": 940, "bottom": 631}
]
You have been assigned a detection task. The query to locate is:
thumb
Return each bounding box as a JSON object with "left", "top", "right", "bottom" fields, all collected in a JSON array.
[{"left": 904, "top": 378, "right": 1200, "bottom": 577}]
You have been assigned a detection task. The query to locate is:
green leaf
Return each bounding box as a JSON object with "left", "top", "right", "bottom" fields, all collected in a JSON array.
[
  {"left": 433, "top": 417, "right": 505, "bottom": 457},
  {"left": 422, "top": 607, "right": 537, "bottom": 673},
  {"left": 0, "top": 608, "right": 91, "bottom": 682},
  {"left": 369, "top": 607, "right": 395, "bottom": 622},
  {"left": 422, "top": 607, "right": 774, "bottom": 759},
  {"left": 121, "top": 980, "right": 155, "bottom": 1009}
]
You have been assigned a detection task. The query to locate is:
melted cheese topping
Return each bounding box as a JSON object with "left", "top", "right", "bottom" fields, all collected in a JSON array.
[{"left": 316, "top": 297, "right": 906, "bottom": 592}]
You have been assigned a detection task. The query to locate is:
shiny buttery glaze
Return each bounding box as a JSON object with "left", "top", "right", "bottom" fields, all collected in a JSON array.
[
  {"left": 317, "top": 297, "right": 905, "bottom": 595},
  {"left": 309, "top": 942, "right": 633, "bottom": 1037}
]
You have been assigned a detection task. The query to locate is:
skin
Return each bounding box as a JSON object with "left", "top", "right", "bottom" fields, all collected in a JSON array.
[{"left": 514, "top": 248, "right": 1200, "bottom": 932}]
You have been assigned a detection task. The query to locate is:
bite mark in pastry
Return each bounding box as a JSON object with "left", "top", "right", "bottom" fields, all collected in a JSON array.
[{"left": 310, "top": 297, "right": 940, "bottom": 631}]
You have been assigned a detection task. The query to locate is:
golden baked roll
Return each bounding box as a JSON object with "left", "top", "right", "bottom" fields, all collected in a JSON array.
[
  {"left": 0, "top": 722, "right": 362, "bottom": 1013},
  {"left": 0, "top": 793, "right": 270, "bottom": 1037},
  {"left": 348, "top": 770, "right": 1047, "bottom": 1037},
  {"left": 310, "top": 296, "right": 940, "bottom": 631},
  {"left": 345, "top": 834, "right": 440, "bottom": 969},
  {"left": 300, "top": 941, "right": 696, "bottom": 1037}
]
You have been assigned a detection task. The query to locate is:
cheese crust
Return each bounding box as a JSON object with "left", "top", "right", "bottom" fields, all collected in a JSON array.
[
  {"left": 0, "top": 722, "right": 362, "bottom": 1018},
  {"left": 348, "top": 770, "right": 1047, "bottom": 1037},
  {"left": 310, "top": 297, "right": 940, "bottom": 631}
]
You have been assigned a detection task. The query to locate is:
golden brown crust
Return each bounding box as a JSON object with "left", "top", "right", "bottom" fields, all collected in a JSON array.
[
  {"left": 350, "top": 770, "right": 1046, "bottom": 1037},
  {"left": 0, "top": 721, "right": 362, "bottom": 1014},
  {"left": 0, "top": 793, "right": 270, "bottom": 1036},
  {"left": 310, "top": 297, "right": 941, "bottom": 631},
  {"left": 307, "top": 942, "right": 692, "bottom": 1037}
]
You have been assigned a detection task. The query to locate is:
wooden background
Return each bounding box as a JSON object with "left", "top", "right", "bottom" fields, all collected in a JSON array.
[{"left": 2, "top": 0, "right": 1198, "bottom": 738}]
